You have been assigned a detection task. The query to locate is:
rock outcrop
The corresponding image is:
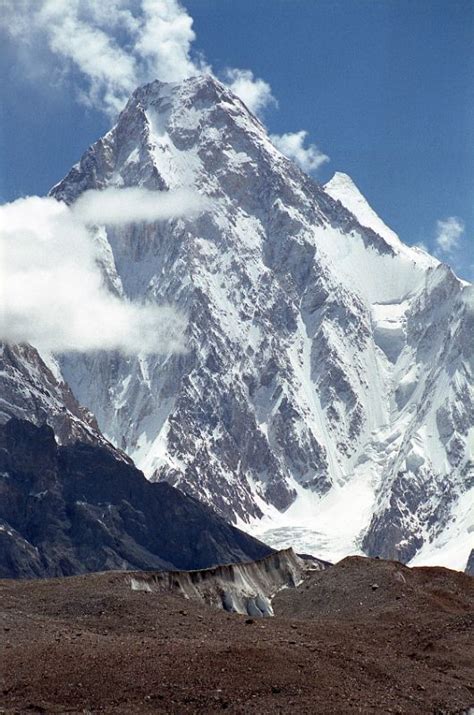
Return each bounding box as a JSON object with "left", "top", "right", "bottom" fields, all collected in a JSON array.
[{"left": 0, "top": 418, "right": 272, "bottom": 578}]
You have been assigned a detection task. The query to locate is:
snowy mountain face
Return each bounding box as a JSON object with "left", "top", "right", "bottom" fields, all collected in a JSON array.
[
  {"left": 49, "top": 75, "right": 473, "bottom": 569},
  {"left": 324, "top": 172, "right": 433, "bottom": 263},
  {"left": 0, "top": 342, "right": 109, "bottom": 449}
]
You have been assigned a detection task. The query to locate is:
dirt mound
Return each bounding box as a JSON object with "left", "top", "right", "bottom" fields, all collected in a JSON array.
[
  {"left": 274, "top": 555, "right": 474, "bottom": 620},
  {"left": 1, "top": 556, "right": 473, "bottom": 714}
]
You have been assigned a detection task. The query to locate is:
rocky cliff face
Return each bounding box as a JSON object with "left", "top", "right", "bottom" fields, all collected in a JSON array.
[
  {"left": 0, "top": 418, "right": 272, "bottom": 578},
  {"left": 0, "top": 342, "right": 108, "bottom": 448},
  {"left": 46, "top": 75, "right": 472, "bottom": 568}
]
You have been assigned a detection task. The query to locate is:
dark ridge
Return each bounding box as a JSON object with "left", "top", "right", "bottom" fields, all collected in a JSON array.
[{"left": 0, "top": 418, "right": 272, "bottom": 578}]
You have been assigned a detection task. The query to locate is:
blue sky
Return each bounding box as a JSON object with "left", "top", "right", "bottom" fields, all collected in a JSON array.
[{"left": 1, "top": 0, "right": 472, "bottom": 279}]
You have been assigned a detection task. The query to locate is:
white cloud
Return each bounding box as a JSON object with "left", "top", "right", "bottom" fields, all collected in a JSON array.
[
  {"left": 223, "top": 68, "right": 277, "bottom": 117},
  {"left": 73, "top": 186, "right": 208, "bottom": 225},
  {"left": 7, "top": 0, "right": 141, "bottom": 115},
  {"left": 0, "top": 0, "right": 204, "bottom": 116},
  {"left": 135, "top": 0, "right": 209, "bottom": 82},
  {"left": 414, "top": 241, "right": 429, "bottom": 253},
  {"left": 0, "top": 187, "right": 206, "bottom": 354},
  {"left": 270, "top": 130, "right": 330, "bottom": 173},
  {"left": 435, "top": 216, "right": 465, "bottom": 255},
  {"left": 0, "top": 0, "right": 271, "bottom": 119}
]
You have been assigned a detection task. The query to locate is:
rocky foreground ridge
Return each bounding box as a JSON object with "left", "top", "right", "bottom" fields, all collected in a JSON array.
[{"left": 0, "top": 418, "right": 271, "bottom": 578}]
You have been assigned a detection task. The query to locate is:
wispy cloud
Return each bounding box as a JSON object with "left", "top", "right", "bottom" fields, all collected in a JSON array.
[
  {"left": 73, "top": 186, "right": 208, "bottom": 225},
  {"left": 3, "top": 0, "right": 141, "bottom": 115},
  {"left": 270, "top": 130, "right": 330, "bottom": 173},
  {"left": 413, "top": 241, "right": 429, "bottom": 253},
  {"left": 0, "top": 187, "right": 206, "bottom": 354},
  {"left": 224, "top": 68, "right": 277, "bottom": 117},
  {"left": 0, "top": 0, "right": 329, "bottom": 174},
  {"left": 435, "top": 216, "right": 465, "bottom": 255},
  {"left": 0, "top": 1, "right": 265, "bottom": 118}
]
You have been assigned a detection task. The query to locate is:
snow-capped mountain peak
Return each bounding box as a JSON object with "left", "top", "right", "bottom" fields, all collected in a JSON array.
[
  {"left": 46, "top": 75, "right": 472, "bottom": 571},
  {"left": 323, "top": 171, "right": 437, "bottom": 269},
  {"left": 323, "top": 171, "right": 398, "bottom": 245}
]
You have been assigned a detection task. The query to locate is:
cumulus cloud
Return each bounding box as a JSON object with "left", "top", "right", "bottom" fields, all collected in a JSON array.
[
  {"left": 224, "top": 68, "right": 277, "bottom": 117},
  {"left": 0, "top": 0, "right": 271, "bottom": 118},
  {"left": 435, "top": 216, "right": 465, "bottom": 255},
  {"left": 3, "top": 0, "right": 140, "bottom": 115},
  {"left": 270, "top": 130, "right": 330, "bottom": 173},
  {"left": 0, "top": 187, "right": 206, "bottom": 353},
  {"left": 135, "top": 0, "right": 209, "bottom": 82}
]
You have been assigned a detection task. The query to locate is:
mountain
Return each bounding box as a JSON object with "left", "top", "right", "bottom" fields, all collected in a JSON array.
[
  {"left": 47, "top": 75, "right": 472, "bottom": 569},
  {"left": 324, "top": 172, "right": 430, "bottom": 260},
  {"left": 0, "top": 342, "right": 108, "bottom": 448},
  {"left": 0, "top": 418, "right": 272, "bottom": 578}
]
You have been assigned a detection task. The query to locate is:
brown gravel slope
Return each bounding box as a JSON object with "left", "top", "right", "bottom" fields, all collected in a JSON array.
[{"left": 1, "top": 556, "right": 473, "bottom": 714}]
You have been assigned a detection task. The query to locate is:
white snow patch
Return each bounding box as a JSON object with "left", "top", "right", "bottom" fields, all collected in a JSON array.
[
  {"left": 409, "top": 486, "right": 474, "bottom": 572},
  {"left": 324, "top": 172, "right": 437, "bottom": 271},
  {"left": 248, "top": 468, "right": 377, "bottom": 563}
]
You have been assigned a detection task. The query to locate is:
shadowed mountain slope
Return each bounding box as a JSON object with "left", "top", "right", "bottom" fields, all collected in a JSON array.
[{"left": 0, "top": 418, "right": 272, "bottom": 578}]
